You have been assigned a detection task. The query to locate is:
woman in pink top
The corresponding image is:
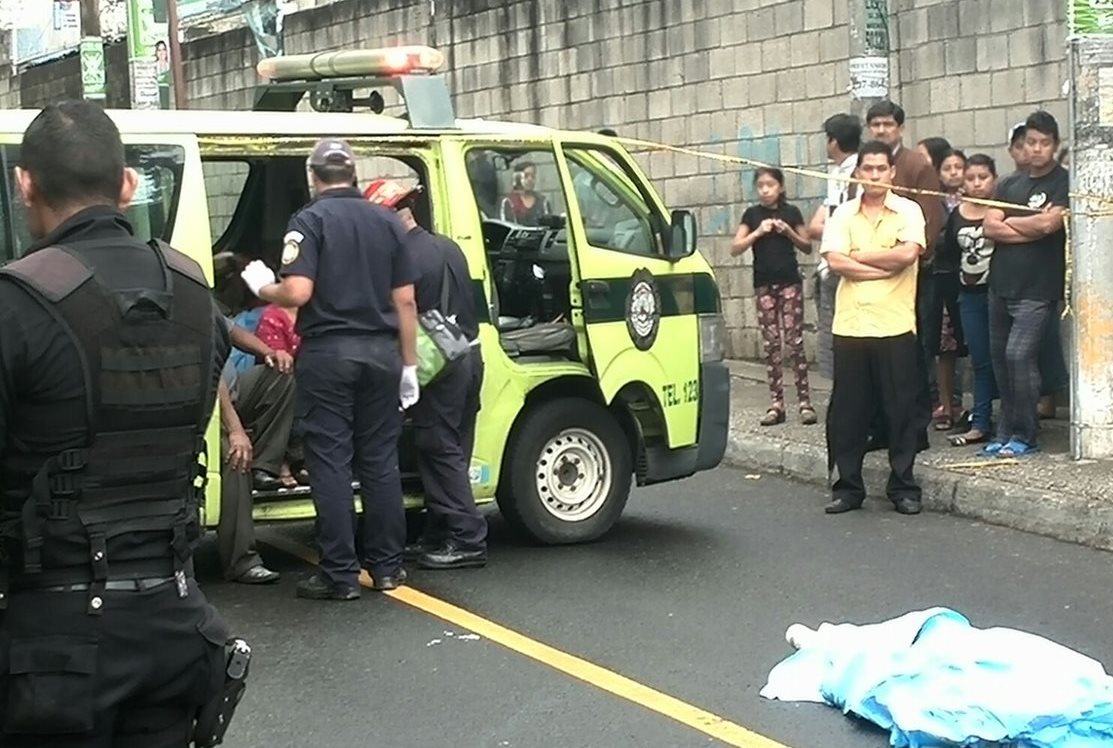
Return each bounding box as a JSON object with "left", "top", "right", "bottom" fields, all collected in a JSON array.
[
  {"left": 255, "top": 303, "right": 303, "bottom": 486},
  {"left": 255, "top": 304, "right": 301, "bottom": 357}
]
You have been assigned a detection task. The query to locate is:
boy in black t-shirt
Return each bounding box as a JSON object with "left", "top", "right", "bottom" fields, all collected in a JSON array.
[{"left": 982, "top": 111, "right": 1069, "bottom": 458}]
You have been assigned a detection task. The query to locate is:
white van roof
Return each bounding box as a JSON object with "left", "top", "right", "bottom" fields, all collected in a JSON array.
[{"left": 0, "top": 108, "right": 556, "bottom": 138}]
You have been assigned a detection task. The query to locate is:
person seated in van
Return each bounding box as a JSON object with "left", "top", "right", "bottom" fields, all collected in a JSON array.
[
  {"left": 500, "top": 160, "right": 551, "bottom": 226},
  {"left": 214, "top": 251, "right": 267, "bottom": 372},
  {"left": 216, "top": 317, "right": 295, "bottom": 584},
  {"left": 256, "top": 301, "right": 301, "bottom": 358},
  {"left": 224, "top": 314, "right": 299, "bottom": 491},
  {"left": 254, "top": 301, "right": 305, "bottom": 486}
]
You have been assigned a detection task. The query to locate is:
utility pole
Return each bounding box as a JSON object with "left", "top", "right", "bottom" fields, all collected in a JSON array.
[
  {"left": 1067, "top": 1, "right": 1113, "bottom": 459},
  {"left": 847, "top": 0, "right": 891, "bottom": 118},
  {"left": 126, "top": 0, "right": 161, "bottom": 109},
  {"left": 79, "top": 0, "right": 107, "bottom": 101},
  {"left": 166, "top": 0, "right": 187, "bottom": 108}
]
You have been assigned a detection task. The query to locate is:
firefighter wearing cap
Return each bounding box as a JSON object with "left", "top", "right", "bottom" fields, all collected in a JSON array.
[
  {"left": 240, "top": 139, "right": 419, "bottom": 600},
  {"left": 366, "top": 179, "right": 488, "bottom": 569}
]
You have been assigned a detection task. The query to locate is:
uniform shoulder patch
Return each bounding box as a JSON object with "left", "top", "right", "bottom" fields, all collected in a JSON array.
[{"left": 282, "top": 230, "right": 304, "bottom": 266}]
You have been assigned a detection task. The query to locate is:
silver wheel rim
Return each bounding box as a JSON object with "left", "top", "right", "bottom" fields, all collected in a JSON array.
[{"left": 535, "top": 428, "right": 613, "bottom": 522}]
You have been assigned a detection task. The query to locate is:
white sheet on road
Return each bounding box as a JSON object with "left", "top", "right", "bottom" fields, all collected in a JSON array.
[{"left": 760, "top": 607, "right": 1113, "bottom": 747}]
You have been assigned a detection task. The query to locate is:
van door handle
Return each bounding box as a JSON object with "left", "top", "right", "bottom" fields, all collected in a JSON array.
[{"left": 583, "top": 280, "right": 609, "bottom": 296}]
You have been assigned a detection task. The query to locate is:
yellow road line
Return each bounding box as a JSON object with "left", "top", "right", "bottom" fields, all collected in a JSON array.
[{"left": 261, "top": 532, "right": 793, "bottom": 748}]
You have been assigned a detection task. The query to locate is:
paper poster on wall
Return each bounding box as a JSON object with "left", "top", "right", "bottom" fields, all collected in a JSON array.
[
  {"left": 849, "top": 56, "right": 889, "bottom": 99},
  {"left": 1071, "top": 0, "right": 1113, "bottom": 35},
  {"left": 7, "top": 0, "right": 82, "bottom": 67}
]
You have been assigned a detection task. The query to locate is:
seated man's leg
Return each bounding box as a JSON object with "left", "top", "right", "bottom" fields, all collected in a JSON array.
[
  {"left": 236, "top": 365, "right": 297, "bottom": 488},
  {"left": 219, "top": 430, "right": 279, "bottom": 584}
]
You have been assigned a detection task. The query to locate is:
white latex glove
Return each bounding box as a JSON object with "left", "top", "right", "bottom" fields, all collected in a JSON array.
[
  {"left": 399, "top": 365, "right": 420, "bottom": 409},
  {"left": 240, "top": 260, "right": 276, "bottom": 297}
]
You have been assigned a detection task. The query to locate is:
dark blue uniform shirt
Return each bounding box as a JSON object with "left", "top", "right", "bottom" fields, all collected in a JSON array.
[
  {"left": 280, "top": 187, "right": 417, "bottom": 338},
  {"left": 404, "top": 227, "right": 480, "bottom": 340}
]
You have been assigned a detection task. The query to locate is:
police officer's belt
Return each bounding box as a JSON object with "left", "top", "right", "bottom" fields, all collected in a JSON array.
[{"left": 16, "top": 575, "right": 176, "bottom": 593}]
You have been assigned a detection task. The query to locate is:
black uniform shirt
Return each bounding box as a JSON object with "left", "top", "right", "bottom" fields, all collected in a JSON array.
[
  {"left": 404, "top": 227, "right": 479, "bottom": 340},
  {"left": 0, "top": 206, "right": 229, "bottom": 464},
  {"left": 280, "top": 187, "right": 418, "bottom": 339}
]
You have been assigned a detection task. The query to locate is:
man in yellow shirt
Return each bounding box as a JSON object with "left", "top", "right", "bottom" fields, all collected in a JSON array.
[{"left": 820, "top": 141, "right": 927, "bottom": 516}]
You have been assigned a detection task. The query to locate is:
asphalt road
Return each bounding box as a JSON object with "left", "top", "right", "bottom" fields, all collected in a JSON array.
[{"left": 194, "top": 468, "right": 1113, "bottom": 748}]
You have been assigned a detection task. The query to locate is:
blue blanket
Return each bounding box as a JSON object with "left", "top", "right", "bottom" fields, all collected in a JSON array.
[{"left": 760, "top": 608, "right": 1113, "bottom": 747}]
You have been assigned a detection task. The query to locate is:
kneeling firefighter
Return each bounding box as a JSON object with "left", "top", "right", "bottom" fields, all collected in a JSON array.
[{"left": 0, "top": 101, "right": 249, "bottom": 746}]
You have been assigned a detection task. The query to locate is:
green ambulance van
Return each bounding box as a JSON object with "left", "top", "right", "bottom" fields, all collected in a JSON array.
[{"left": 0, "top": 46, "right": 729, "bottom": 545}]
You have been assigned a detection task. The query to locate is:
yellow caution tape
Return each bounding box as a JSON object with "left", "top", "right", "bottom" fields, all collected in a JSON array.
[{"left": 616, "top": 136, "right": 1087, "bottom": 318}]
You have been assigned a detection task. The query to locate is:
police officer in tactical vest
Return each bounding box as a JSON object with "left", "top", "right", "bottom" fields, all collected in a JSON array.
[
  {"left": 241, "top": 139, "right": 419, "bottom": 601},
  {"left": 0, "top": 101, "right": 239, "bottom": 746}
]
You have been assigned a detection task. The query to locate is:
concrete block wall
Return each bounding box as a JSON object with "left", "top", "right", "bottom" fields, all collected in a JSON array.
[
  {"left": 0, "top": 0, "right": 1071, "bottom": 360},
  {"left": 890, "top": 0, "right": 1069, "bottom": 161}
]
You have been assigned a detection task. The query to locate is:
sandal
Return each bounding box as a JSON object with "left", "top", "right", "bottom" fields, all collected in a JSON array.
[
  {"left": 949, "top": 431, "right": 987, "bottom": 447},
  {"left": 800, "top": 406, "right": 818, "bottom": 426},
  {"left": 760, "top": 407, "right": 785, "bottom": 427},
  {"left": 934, "top": 416, "right": 953, "bottom": 431},
  {"left": 997, "top": 439, "right": 1040, "bottom": 458},
  {"left": 978, "top": 441, "right": 1006, "bottom": 457}
]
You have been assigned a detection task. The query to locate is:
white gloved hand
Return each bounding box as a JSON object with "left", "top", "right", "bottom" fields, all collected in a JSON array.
[
  {"left": 240, "top": 260, "right": 276, "bottom": 297},
  {"left": 399, "top": 365, "right": 420, "bottom": 409}
]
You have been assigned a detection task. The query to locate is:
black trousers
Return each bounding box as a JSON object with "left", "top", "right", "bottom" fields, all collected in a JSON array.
[
  {"left": 296, "top": 335, "right": 405, "bottom": 586},
  {"left": 410, "top": 348, "right": 487, "bottom": 550},
  {"left": 0, "top": 578, "right": 226, "bottom": 747},
  {"left": 865, "top": 272, "right": 933, "bottom": 452},
  {"left": 827, "top": 333, "right": 923, "bottom": 505}
]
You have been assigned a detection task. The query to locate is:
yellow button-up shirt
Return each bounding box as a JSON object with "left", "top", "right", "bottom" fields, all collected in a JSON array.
[{"left": 820, "top": 191, "right": 926, "bottom": 338}]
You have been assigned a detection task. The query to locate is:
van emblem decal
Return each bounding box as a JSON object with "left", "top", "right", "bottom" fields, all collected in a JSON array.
[{"left": 625, "top": 268, "right": 660, "bottom": 351}]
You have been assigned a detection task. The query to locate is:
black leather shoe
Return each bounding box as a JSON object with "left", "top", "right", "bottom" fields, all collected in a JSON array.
[
  {"left": 417, "top": 542, "right": 488, "bottom": 570},
  {"left": 894, "top": 498, "right": 923, "bottom": 515},
  {"left": 252, "top": 470, "right": 282, "bottom": 491},
  {"left": 824, "top": 498, "right": 863, "bottom": 514},
  {"left": 295, "top": 572, "right": 359, "bottom": 601},
  {"left": 235, "top": 564, "right": 280, "bottom": 585},
  {"left": 404, "top": 539, "right": 441, "bottom": 561},
  {"left": 371, "top": 567, "right": 408, "bottom": 591}
]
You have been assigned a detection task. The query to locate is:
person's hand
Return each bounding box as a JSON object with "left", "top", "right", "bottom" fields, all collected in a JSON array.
[
  {"left": 265, "top": 349, "right": 294, "bottom": 375},
  {"left": 399, "top": 365, "right": 420, "bottom": 409},
  {"left": 240, "top": 260, "right": 276, "bottom": 297},
  {"left": 227, "top": 428, "right": 253, "bottom": 473},
  {"left": 772, "top": 219, "right": 789, "bottom": 233},
  {"left": 759, "top": 218, "right": 775, "bottom": 234}
]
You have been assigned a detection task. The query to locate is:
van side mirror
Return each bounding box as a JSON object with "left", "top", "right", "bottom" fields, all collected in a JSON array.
[{"left": 667, "top": 210, "right": 697, "bottom": 259}]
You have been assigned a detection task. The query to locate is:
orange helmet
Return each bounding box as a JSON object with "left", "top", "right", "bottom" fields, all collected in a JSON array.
[{"left": 363, "top": 179, "right": 418, "bottom": 208}]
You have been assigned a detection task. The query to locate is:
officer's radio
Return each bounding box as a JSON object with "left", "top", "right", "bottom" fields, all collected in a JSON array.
[{"left": 193, "top": 638, "right": 252, "bottom": 747}]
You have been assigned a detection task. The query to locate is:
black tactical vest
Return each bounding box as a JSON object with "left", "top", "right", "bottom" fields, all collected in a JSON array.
[{"left": 0, "top": 240, "right": 216, "bottom": 614}]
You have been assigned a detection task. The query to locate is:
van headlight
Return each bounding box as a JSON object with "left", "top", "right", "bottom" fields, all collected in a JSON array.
[{"left": 699, "top": 313, "right": 725, "bottom": 362}]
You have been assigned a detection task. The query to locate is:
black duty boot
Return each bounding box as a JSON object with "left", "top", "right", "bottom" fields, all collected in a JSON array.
[
  {"left": 295, "top": 572, "right": 360, "bottom": 601},
  {"left": 417, "top": 542, "right": 488, "bottom": 570}
]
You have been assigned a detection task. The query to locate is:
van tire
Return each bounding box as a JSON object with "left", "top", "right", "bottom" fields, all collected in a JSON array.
[{"left": 497, "top": 398, "right": 632, "bottom": 545}]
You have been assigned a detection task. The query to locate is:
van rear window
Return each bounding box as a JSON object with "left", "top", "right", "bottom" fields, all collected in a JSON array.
[{"left": 0, "top": 144, "right": 185, "bottom": 264}]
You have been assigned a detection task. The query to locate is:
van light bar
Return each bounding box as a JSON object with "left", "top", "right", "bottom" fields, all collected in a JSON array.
[{"left": 257, "top": 46, "right": 446, "bottom": 82}]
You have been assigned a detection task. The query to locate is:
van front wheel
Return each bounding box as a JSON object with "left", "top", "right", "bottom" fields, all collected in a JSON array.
[{"left": 497, "top": 398, "right": 632, "bottom": 544}]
